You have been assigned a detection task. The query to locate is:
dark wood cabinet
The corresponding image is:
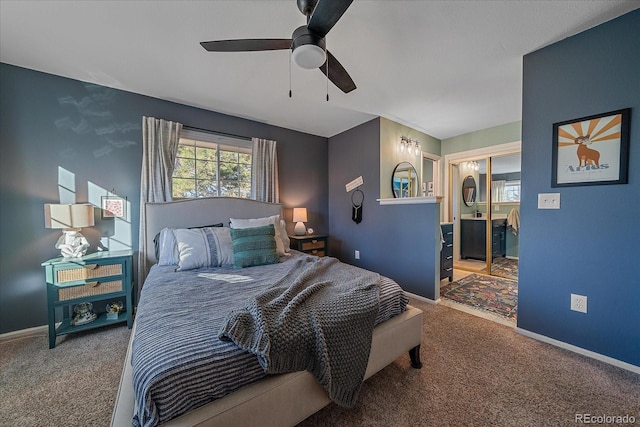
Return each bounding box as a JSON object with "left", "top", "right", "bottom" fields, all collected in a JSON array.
[
  {"left": 440, "top": 223, "right": 454, "bottom": 282},
  {"left": 288, "top": 235, "right": 328, "bottom": 257},
  {"left": 461, "top": 218, "right": 506, "bottom": 261}
]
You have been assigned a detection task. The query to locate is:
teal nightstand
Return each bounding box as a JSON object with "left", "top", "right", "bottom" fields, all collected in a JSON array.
[{"left": 42, "top": 250, "right": 133, "bottom": 348}]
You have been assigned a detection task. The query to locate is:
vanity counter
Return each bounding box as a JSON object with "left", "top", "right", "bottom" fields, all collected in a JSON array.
[{"left": 460, "top": 217, "right": 507, "bottom": 260}]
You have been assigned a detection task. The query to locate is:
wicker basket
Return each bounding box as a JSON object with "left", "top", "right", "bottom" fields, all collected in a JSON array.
[
  {"left": 56, "top": 264, "right": 122, "bottom": 283},
  {"left": 58, "top": 280, "right": 123, "bottom": 301}
]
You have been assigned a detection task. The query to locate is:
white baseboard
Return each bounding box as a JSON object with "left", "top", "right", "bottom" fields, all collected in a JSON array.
[
  {"left": 405, "top": 291, "right": 439, "bottom": 305},
  {"left": 0, "top": 325, "right": 48, "bottom": 342},
  {"left": 439, "top": 298, "right": 516, "bottom": 328},
  {"left": 516, "top": 327, "right": 640, "bottom": 375}
]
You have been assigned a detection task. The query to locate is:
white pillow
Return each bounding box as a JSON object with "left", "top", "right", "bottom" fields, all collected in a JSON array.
[
  {"left": 157, "top": 228, "right": 179, "bottom": 265},
  {"left": 230, "top": 215, "right": 286, "bottom": 256},
  {"left": 280, "top": 219, "right": 290, "bottom": 253},
  {"left": 172, "top": 227, "right": 235, "bottom": 271}
]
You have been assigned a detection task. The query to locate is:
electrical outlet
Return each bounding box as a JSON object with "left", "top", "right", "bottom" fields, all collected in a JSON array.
[
  {"left": 571, "top": 294, "right": 587, "bottom": 313},
  {"left": 538, "top": 193, "right": 561, "bottom": 209},
  {"left": 355, "top": 250, "right": 360, "bottom": 260}
]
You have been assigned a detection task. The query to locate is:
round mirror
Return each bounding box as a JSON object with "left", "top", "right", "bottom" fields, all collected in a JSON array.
[
  {"left": 462, "top": 175, "right": 476, "bottom": 206},
  {"left": 392, "top": 162, "right": 419, "bottom": 198}
]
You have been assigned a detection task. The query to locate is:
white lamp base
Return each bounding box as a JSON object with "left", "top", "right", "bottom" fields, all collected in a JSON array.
[
  {"left": 55, "top": 229, "right": 90, "bottom": 258},
  {"left": 294, "top": 222, "right": 307, "bottom": 236}
]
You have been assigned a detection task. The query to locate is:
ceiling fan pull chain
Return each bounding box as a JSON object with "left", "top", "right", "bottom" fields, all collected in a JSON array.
[
  {"left": 326, "top": 46, "right": 329, "bottom": 102},
  {"left": 289, "top": 50, "right": 293, "bottom": 98}
]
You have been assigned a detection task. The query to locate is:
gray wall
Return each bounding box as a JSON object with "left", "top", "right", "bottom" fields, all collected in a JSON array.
[
  {"left": 0, "top": 63, "right": 328, "bottom": 334},
  {"left": 328, "top": 119, "right": 441, "bottom": 300},
  {"left": 519, "top": 10, "right": 639, "bottom": 366}
]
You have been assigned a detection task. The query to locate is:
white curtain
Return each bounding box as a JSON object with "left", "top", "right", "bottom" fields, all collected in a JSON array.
[
  {"left": 251, "top": 137, "right": 279, "bottom": 203},
  {"left": 138, "top": 117, "right": 182, "bottom": 290},
  {"left": 492, "top": 180, "right": 507, "bottom": 202}
]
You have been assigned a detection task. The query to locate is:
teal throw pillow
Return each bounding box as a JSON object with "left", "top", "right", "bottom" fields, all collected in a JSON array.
[{"left": 230, "top": 224, "right": 280, "bottom": 268}]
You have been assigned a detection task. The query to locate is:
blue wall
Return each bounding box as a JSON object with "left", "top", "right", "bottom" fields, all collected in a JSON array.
[
  {"left": 328, "top": 119, "right": 441, "bottom": 300},
  {"left": 0, "top": 64, "right": 328, "bottom": 334},
  {"left": 519, "top": 10, "right": 640, "bottom": 366}
]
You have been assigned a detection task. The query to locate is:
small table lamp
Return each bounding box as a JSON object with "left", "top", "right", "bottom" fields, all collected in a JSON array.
[
  {"left": 44, "top": 204, "right": 95, "bottom": 258},
  {"left": 293, "top": 207, "right": 308, "bottom": 236}
]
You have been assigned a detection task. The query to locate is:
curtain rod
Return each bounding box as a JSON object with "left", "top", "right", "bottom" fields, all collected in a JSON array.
[{"left": 182, "top": 125, "right": 251, "bottom": 142}]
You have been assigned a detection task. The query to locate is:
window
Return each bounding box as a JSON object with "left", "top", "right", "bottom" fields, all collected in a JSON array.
[
  {"left": 172, "top": 130, "right": 252, "bottom": 199},
  {"left": 504, "top": 180, "right": 521, "bottom": 202}
]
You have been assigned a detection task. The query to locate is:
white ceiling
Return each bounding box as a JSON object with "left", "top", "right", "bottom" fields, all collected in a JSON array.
[{"left": 1, "top": 1, "right": 637, "bottom": 140}]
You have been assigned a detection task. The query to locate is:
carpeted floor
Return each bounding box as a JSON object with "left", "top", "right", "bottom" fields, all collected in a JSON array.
[
  {"left": 441, "top": 273, "right": 518, "bottom": 320},
  {"left": 1, "top": 301, "right": 638, "bottom": 427}
]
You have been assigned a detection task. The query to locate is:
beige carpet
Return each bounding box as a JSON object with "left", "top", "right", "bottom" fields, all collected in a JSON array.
[{"left": 1, "top": 301, "right": 638, "bottom": 427}]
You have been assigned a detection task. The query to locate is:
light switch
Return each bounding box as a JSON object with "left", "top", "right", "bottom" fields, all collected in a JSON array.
[{"left": 538, "top": 193, "right": 561, "bottom": 209}]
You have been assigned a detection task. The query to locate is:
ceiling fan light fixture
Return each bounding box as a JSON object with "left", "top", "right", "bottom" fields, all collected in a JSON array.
[{"left": 292, "top": 43, "right": 326, "bottom": 69}]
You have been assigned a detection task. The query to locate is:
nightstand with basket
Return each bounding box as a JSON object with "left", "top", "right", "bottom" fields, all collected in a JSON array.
[{"left": 42, "top": 250, "right": 133, "bottom": 348}]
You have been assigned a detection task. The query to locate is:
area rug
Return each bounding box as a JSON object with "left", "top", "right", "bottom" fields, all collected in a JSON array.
[
  {"left": 483, "top": 257, "right": 518, "bottom": 278},
  {"left": 440, "top": 273, "right": 518, "bottom": 320}
]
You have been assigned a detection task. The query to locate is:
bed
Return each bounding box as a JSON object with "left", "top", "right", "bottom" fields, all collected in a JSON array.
[{"left": 111, "top": 197, "right": 423, "bottom": 427}]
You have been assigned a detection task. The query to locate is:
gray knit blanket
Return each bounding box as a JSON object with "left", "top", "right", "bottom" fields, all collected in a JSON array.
[{"left": 219, "top": 256, "right": 380, "bottom": 407}]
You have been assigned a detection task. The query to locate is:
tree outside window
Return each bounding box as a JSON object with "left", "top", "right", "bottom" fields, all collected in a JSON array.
[{"left": 172, "top": 138, "right": 251, "bottom": 199}]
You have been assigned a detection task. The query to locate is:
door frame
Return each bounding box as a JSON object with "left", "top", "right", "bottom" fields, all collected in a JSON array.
[{"left": 443, "top": 141, "right": 521, "bottom": 222}]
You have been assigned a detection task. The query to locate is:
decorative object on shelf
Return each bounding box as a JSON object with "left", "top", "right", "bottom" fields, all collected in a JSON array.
[
  {"left": 552, "top": 108, "right": 630, "bottom": 187},
  {"left": 44, "top": 204, "right": 95, "bottom": 258},
  {"left": 106, "top": 301, "right": 124, "bottom": 320},
  {"left": 399, "top": 136, "right": 421, "bottom": 156},
  {"left": 101, "top": 193, "right": 127, "bottom": 219},
  {"left": 351, "top": 188, "right": 364, "bottom": 224},
  {"left": 71, "top": 302, "right": 97, "bottom": 326},
  {"left": 307, "top": 228, "right": 314, "bottom": 235},
  {"left": 293, "top": 207, "right": 308, "bottom": 236}
]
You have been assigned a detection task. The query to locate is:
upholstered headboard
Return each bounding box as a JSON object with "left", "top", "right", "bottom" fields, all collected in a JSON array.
[{"left": 142, "top": 197, "right": 283, "bottom": 271}]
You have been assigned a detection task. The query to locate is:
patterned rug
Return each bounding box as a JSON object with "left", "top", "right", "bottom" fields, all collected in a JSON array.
[
  {"left": 483, "top": 257, "right": 519, "bottom": 278},
  {"left": 441, "top": 273, "right": 518, "bottom": 320}
]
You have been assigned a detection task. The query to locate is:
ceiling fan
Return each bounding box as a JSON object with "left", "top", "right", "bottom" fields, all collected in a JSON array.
[{"left": 200, "top": 0, "right": 356, "bottom": 94}]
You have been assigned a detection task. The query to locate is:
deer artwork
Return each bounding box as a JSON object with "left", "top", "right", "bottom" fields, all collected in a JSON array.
[{"left": 575, "top": 135, "right": 600, "bottom": 168}]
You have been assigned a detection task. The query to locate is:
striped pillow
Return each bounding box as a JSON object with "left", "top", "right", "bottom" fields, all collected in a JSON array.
[
  {"left": 174, "top": 227, "right": 234, "bottom": 271},
  {"left": 230, "top": 224, "right": 280, "bottom": 268}
]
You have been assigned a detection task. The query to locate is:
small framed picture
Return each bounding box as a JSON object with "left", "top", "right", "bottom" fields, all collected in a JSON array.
[
  {"left": 101, "top": 196, "right": 126, "bottom": 219},
  {"left": 552, "top": 108, "right": 630, "bottom": 187}
]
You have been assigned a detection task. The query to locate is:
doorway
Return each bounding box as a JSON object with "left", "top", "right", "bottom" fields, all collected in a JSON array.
[
  {"left": 440, "top": 142, "right": 520, "bottom": 324},
  {"left": 449, "top": 153, "right": 520, "bottom": 278},
  {"left": 443, "top": 142, "right": 520, "bottom": 278}
]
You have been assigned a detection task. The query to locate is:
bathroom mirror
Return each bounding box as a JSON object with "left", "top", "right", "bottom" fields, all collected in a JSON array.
[
  {"left": 392, "top": 162, "right": 419, "bottom": 198},
  {"left": 462, "top": 175, "right": 477, "bottom": 206}
]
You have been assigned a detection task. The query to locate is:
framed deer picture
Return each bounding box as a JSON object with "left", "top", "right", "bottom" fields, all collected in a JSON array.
[{"left": 552, "top": 108, "right": 630, "bottom": 187}]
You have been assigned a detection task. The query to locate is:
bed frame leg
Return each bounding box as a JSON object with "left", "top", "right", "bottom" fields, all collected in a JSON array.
[{"left": 409, "top": 345, "right": 422, "bottom": 369}]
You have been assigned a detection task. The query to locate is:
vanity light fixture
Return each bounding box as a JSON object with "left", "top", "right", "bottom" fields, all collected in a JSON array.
[
  {"left": 399, "top": 137, "right": 421, "bottom": 156},
  {"left": 465, "top": 160, "right": 480, "bottom": 171},
  {"left": 400, "top": 137, "right": 408, "bottom": 153}
]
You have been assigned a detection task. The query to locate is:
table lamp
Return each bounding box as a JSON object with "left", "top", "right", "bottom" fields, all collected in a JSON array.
[
  {"left": 44, "top": 204, "right": 95, "bottom": 258},
  {"left": 293, "top": 207, "right": 308, "bottom": 236}
]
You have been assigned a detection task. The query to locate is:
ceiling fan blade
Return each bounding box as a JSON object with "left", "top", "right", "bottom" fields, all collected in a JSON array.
[
  {"left": 319, "top": 50, "right": 356, "bottom": 93},
  {"left": 200, "top": 39, "right": 292, "bottom": 52},
  {"left": 307, "top": 0, "right": 353, "bottom": 38}
]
